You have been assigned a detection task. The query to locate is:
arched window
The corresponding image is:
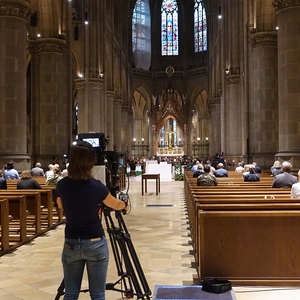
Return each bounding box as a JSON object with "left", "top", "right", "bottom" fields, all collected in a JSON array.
[
  {"left": 161, "top": 0, "right": 178, "bottom": 56},
  {"left": 132, "top": 0, "right": 151, "bottom": 70},
  {"left": 194, "top": 0, "right": 207, "bottom": 52}
]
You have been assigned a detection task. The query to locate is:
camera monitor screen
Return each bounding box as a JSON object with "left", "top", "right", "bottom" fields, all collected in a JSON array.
[{"left": 82, "top": 137, "right": 100, "bottom": 148}]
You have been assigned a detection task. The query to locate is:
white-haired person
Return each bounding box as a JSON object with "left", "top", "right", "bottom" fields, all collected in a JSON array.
[
  {"left": 272, "top": 161, "right": 297, "bottom": 188},
  {"left": 31, "top": 162, "right": 45, "bottom": 176},
  {"left": 291, "top": 170, "right": 300, "bottom": 198}
]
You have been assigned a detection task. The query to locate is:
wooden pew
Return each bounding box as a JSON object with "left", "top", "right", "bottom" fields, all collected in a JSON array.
[
  {"left": 0, "top": 195, "right": 27, "bottom": 243},
  {"left": 197, "top": 208, "right": 300, "bottom": 285},
  {"left": 0, "top": 198, "right": 9, "bottom": 251},
  {"left": 0, "top": 190, "right": 41, "bottom": 235},
  {"left": 183, "top": 170, "right": 300, "bottom": 285}
]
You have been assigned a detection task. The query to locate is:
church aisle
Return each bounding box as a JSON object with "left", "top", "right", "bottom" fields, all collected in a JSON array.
[{"left": 0, "top": 177, "right": 299, "bottom": 299}]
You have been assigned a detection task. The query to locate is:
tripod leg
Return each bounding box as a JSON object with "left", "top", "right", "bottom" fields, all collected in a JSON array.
[{"left": 54, "top": 279, "right": 65, "bottom": 300}]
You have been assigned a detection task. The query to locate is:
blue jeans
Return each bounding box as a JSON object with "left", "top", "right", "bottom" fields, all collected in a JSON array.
[{"left": 62, "top": 237, "right": 109, "bottom": 300}]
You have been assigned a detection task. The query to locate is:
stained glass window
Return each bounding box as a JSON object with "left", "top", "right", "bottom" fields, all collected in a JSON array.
[
  {"left": 161, "top": 0, "right": 179, "bottom": 56},
  {"left": 132, "top": 0, "right": 151, "bottom": 69},
  {"left": 194, "top": 0, "right": 207, "bottom": 52}
]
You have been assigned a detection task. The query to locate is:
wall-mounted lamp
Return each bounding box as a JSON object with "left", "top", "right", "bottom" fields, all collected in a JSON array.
[
  {"left": 276, "top": 26, "right": 279, "bottom": 30},
  {"left": 197, "top": 137, "right": 200, "bottom": 142},
  {"left": 37, "top": 33, "right": 41, "bottom": 38},
  {"left": 133, "top": 138, "right": 136, "bottom": 142},
  {"left": 99, "top": 72, "right": 104, "bottom": 78},
  {"left": 206, "top": 137, "right": 209, "bottom": 141},
  {"left": 225, "top": 69, "right": 230, "bottom": 75},
  {"left": 218, "top": 6, "right": 222, "bottom": 19},
  {"left": 141, "top": 138, "right": 144, "bottom": 142},
  {"left": 85, "top": 12, "right": 88, "bottom": 25},
  {"left": 78, "top": 73, "right": 83, "bottom": 78}
]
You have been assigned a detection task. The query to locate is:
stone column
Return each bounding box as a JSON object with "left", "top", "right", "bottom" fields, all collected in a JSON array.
[
  {"left": 224, "top": 76, "right": 242, "bottom": 156},
  {"left": 121, "top": 106, "right": 129, "bottom": 153},
  {"left": 106, "top": 91, "right": 115, "bottom": 151},
  {"left": 209, "top": 97, "right": 221, "bottom": 157},
  {"left": 28, "top": 38, "right": 69, "bottom": 163},
  {"left": 0, "top": 0, "right": 31, "bottom": 168},
  {"left": 273, "top": 0, "right": 300, "bottom": 166},
  {"left": 250, "top": 32, "right": 278, "bottom": 166},
  {"left": 113, "top": 99, "right": 122, "bottom": 152}
]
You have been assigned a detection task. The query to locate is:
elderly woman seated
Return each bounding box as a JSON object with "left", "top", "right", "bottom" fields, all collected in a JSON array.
[{"left": 17, "top": 170, "right": 42, "bottom": 189}]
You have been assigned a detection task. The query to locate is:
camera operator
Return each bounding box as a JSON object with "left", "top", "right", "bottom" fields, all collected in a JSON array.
[{"left": 56, "top": 141, "right": 130, "bottom": 300}]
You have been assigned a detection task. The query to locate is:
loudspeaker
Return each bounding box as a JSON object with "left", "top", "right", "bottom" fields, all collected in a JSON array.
[{"left": 30, "top": 13, "right": 38, "bottom": 27}]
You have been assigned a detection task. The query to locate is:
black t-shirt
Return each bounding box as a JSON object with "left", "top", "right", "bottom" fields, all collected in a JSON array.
[{"left": 56, "top": 177, "right": 109, "bottom": 239}]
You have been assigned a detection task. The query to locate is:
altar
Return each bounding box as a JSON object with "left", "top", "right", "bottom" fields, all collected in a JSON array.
[
  {"left": 156, "top": 146, "right": 184, "bottom": 157},
  {"left": 145, "top": 161, "right": 173, "bottom": 181}
]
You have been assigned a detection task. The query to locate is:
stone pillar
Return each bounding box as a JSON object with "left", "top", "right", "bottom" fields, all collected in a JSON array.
[
  {"left": 273, "top": 0, "right": 300, "bottom": 166},
  {"left": 224, "top": 76, "right": 242, "bottom": 156},
  {"left": 209, "top": 97, "right": 221, "bottom": 157},
  {"left": 121, "top": 106, "right": 129, "bottom": 153},
  {"left": 106, "top": 91, "right": 115, "bottom": 151},
  {"left": 0, "top": 0, "right": 31, "bottom": 169},
  {"left": 28, "top": 38, "right": 69, "bottom": 163},
  {"left": 113, "top": 99, "right": 122, "bottom": 152},
  {"left": 250, "top": 32, "right": 278, "bottom": 166}
]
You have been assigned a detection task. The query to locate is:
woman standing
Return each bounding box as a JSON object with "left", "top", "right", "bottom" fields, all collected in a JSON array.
[{"left": 56, "top": 141, "right": 129, "bottom": 300}]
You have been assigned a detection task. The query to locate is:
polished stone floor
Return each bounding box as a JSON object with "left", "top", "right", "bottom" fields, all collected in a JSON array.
[{"left": 0, "top": 176, "right": 300, "bottom": 299}]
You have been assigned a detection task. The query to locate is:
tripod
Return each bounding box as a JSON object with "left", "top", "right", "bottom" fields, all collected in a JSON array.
[{"left": 54, "top": 206, "right": 151, "bottom": 299}]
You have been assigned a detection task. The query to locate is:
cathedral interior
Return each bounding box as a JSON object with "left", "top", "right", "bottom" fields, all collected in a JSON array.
[{"left": 0, "top": 0, "right": 300, "bottom": 170}]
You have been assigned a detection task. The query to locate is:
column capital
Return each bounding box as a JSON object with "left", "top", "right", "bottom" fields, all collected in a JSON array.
[
  {"left": 250, "top": 31, "right": 277, "bottom": 48},
  {"left": 28, "top": 38, "right": 67, "bottom": 54},
  {"left": 226, "top": 75, "right": 240, "bottom": 85},
  {"left": 273, "top": 0, "right": 300, "bottom": 11},
  {"left": 75, "top": 79, "right": 85, "bottom": 90},
  {"left": 0, "top": 0, "right": 31, "bottom": 20},
  {"left": 89, "top": 78, "right": 103, "bottom": 89}
]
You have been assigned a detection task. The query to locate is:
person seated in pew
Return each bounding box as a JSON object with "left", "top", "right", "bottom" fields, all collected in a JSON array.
[
  {"left": 17, "top": 170, "right": 42, "bottom": 189},
  {"left": 271, "top": 160, "right": 283, "bottom": 177},
  {"left": 31, "top": 162, "right": 45, "bottom": 176},
  {"left": 4, "top": 161, "right": 19, "bottom": 180},
  {"left": 291, "top": 170, "right": 300, "bottom": 198},
  {"left": 235, "top": 162, "right": 244, "bottom": 173},
  {"left": 193, "top": 163, "right": 204, "bottom": 178},
  {"left": 272, "top": 161, "right": 297, "bottom": 188},
  {"left": 0, "top": 176, "right": 7, "bottom": 189},
  {"left": 214, "top": 163, "right": 228, "bottom": 177},
  {"left": 197, "top": 164, "right": 218, "bottom": 186},
  {"left": 243, "top": 166, "right": 260, "bottom": 182},
  {"left": 252, "top": 162, "right": 261, "bottom": 173}
]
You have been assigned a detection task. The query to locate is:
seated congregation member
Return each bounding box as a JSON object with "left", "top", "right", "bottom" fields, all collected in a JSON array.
[
  {"left": 45, "top": 165, "right": 62, "bottom": 185},
  {"left": 235, "top": 162, "right": 244, "bottom": 172},
  {"left": 214, "top": 163, "right": 228, "bottom": 177},
  {"left": 4, "top": 161, "right": 19, "bottom": 180},
  {"left": 17, "top": 170, "right": 42, "bottom": 189},
  {"left": 191, "top": 160, "right": 200, "bottom": 173},
  {"left": 197, "top": 164, "right": 218, "bottom": 186},
  {"left": 193, "top": 164, "right": 204, "bottom": 178},
  {"left": 291, "top": 170, "right": 300, "bottom": 198},
  {"left": 31, "top": 162, "right": 45, "bottom": 176},
  {"left": 243, "top": 166, "right": 260, "bottom": 182},
  {"left": 271, "top": 160, "right": 282, "bottom": 177},
  {"left": 272, "top": 161, "right": 297, "bottom": 188},
  {"left": 0, "top": 176, "right": 7, "bottom": 189},
  {"left": 252, "top": 162, "right": 261, "bottom": 173}
]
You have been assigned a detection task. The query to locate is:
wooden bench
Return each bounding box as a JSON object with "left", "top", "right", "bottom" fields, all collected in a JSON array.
[
  {"left": 183, "top": 170, "right": 300, "bottom": 285},
  {"left": 197, "top": 208, "right": 300, "bottom": 285},
  {"left": 0, "top": 198, "right": 9, "bottom": 251},
  {"left": 0, "top": 195, "right": 27, "bottom": 243}
]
